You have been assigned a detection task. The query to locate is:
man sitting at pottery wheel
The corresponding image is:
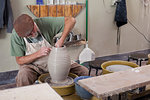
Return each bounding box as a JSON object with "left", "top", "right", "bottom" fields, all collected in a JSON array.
[{"left": 10, "top": 14, "right": 89, "bottom": 87}]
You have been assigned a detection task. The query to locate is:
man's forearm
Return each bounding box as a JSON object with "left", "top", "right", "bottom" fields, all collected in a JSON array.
[
  {"left": 16, "top": 52, "right": 40, "bottom": 65},
  {"left": 16, "top": 47, "right": 51, "bottom": 65},
  {"left": 55, "top": 17, "right": 76, "bottom": 47},
  {"left": 61, "top": 17, "right": 76, "bottom": 42}
]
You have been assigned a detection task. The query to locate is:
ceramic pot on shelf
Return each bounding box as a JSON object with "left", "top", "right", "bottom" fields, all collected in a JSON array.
[{"left": 48, "top": 46, "right": 71, "bottom": 83}]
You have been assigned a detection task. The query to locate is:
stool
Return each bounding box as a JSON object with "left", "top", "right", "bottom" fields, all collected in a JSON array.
[
  {"left": 88, "top": 59, "right": 107, "bottom": 76},
  {"left": 128, "top": 53, "right": 148, "bottom": 66}
]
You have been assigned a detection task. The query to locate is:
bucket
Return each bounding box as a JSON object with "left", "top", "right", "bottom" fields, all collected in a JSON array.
[
  {"left": 101, "top": 60, "right": 139, "bottom": 74},
  {"left": 74, "top": 76, "right": 93, "bottom": 100}
]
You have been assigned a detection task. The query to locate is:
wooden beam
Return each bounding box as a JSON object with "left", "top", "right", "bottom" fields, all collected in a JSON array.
[
  {"left": 49, "top": 5, "right": 57, "bottom": 17},
  {"left": 27, "top": 4, "right": 85, "bottom": 17},
  {"left": 40, "top": 5, "right": 48, "bottom": 17},
  {"left": 57, "top": 5, "right": 65, "bottom": 17},
  {"left": 27, "top": 5, "right": 40, "bottom": 17}
]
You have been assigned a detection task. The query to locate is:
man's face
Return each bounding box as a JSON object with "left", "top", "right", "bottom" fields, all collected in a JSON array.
[{"left": 26, "top": 23, "right": 39, "bottom": 38}]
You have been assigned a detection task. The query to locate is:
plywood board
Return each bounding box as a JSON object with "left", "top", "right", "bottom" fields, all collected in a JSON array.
[
  {"left": 64, "top": 5, "right": 73, "bottom": 17},
  {"left": 0, "top": 83, "right": 63, "bottom": 100},
  {"left": 27, "top": 4, "right": 85, "bottom": 17},
  {"left": 40, "top": 5, "right": 48, "bottom": 17},
  {"left": 49, "top": 5, "right": 57, "bottom": 17},
  {"left": 57, "top": 5, "right": 65, "bottom": 17},
  {"left": 72, "top": 5, "right": 83, "bottom": 17},
  {"left": 27, "top": 5, "right": 40, "bottom": 17},
  {"left": 78, "top": 65, "right": 150, "bottom": 98}
]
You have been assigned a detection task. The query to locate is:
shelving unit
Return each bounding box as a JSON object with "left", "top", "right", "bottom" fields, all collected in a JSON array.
[
  {"left": 64, "top": 39, "right": 86, "bottom": 47},
  {"left": 27, "top": 4, "right": 85, "bottom": 17}
]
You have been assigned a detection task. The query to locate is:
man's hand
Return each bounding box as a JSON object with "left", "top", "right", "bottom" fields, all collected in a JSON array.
[
  {"left": 37, "top": 47, "right": 51, "bottom": 57},
  {"left": 55, "top": 17, "right": 76, "bottom": 48},
  {"left": 16, "top": 47, "right": 51, "bottom": 65},
  {"left": 55, "top": 38, "right": 64, "bottom": 47}
]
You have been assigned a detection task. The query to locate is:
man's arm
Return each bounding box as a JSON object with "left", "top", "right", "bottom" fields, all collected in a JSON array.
[
  {"left": 55, "top": 17, "right": 76, "bottom": 47},
  {"left": 16, "top": 47, "right": 51, "bottom": 65}
]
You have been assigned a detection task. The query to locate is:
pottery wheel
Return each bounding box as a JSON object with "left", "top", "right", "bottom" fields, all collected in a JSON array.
[{"left": 45, "top": 76, "right": 74, "bottom": 87}]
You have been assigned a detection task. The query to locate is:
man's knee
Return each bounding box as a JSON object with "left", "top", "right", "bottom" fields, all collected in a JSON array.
[
  {"left": 80, "top": 66, "right": 89, "bottom": 76},
  {"left": 70, "top": 63, "right": 89, "bottom": 76},
  {"left": 16, "top": 68, "right": 38, "bottom": 87}
]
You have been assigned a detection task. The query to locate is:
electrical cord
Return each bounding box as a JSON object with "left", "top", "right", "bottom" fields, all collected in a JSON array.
[
  {"left": 102, "top": 0, "right": 150, "bottom": 43},
  {"left": 128, "top": 19, "right": 150, "bottom": 43}
]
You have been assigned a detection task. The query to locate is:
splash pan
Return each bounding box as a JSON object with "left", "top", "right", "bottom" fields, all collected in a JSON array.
[
  {"left": 38, "top": 73, "right": 78, "bottom": 96},
  {"left": 45, "top": 76, "right": 74, "bottom": 87}
]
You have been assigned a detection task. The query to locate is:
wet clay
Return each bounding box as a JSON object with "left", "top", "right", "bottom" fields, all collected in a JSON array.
[
  {"left": 48, "top": 46, "right": 71, "bottom": 83},
  {"left": 45, "top": 76, "right": 74, "bottom": 87}
]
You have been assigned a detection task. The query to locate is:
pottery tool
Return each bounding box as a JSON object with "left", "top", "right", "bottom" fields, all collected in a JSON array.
[{"left": 79, "top": 0, "right": 95, "bottom": 64}]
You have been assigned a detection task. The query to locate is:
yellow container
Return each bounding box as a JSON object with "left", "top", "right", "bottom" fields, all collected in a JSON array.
[
  {"left": 99, "top": 60, "right": 140, "bottom": 100},
  {"left": 38, "top": 73, "right": 78, "bottom": 96},
  {"left": 101, "top": 60, "right": 139, "bottom": 74}
]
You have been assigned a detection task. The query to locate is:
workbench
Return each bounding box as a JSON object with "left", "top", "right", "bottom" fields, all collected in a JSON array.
[
  {"left": 0, "top": 83, "right": 63, "bottom": 100},
  {"left": 78, "top": 65, "right": 150, "bottom": 99},
  {"left": 0, "top": 49, "right": 149, "bottom": 100}
]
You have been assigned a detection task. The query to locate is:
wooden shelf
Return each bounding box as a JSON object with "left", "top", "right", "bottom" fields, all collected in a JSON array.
[
  {"left": 64, "top": 39, "right": 86, "bottom": 47},
  {"left": 27, "top": 4, "right": 85, "bottom": 17}
]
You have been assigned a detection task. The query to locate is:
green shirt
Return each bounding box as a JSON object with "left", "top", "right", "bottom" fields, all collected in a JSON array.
[{"left": 11, "top": 17, "right": 64, "bottom": 57}]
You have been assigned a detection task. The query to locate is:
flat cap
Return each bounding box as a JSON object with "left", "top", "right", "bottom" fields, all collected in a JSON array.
[{"left": 14, "top": 14, "right": 34, "bottom": 37}]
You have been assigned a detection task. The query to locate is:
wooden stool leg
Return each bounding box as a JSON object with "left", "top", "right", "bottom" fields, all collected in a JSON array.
[
  {"left": 88, "top": 67, "right": 92, "bottom": 76},
  {"left": 136, "top": 59, "right": 138, "bottom": 65},
  {"left": 128, "top": 57, "right": 130, "bottom": 61},
  {"left": 139, "top": 60, "right": 142, "bottom": 66},
  {"left": 96, "top": 69, "right": 98, "bottom": 76}
]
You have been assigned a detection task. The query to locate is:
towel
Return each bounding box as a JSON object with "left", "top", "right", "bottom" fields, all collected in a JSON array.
[
  {"left": 0, "top": 0, "right": 13, "bottom": 33},
  {"left": 114, "top": 0, "right": 127, "bottom": 45}
]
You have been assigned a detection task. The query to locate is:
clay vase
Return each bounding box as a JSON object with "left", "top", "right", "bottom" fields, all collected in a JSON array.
[{"left": 48, "top": 46, "right": 71, "bottom": 83}]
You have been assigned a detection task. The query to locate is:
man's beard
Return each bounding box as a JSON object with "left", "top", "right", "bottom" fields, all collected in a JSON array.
[{"left": 31, "top": 31, "right": 39, "bottom": 39}]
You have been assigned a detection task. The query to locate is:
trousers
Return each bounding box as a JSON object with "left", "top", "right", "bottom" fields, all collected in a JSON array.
[{"left": 16, "top": 62, "right": 89, "bottom": 87}]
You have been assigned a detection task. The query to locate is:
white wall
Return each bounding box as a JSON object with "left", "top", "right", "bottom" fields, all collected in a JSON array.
[
  {"left": 0, "top": 0, "right": 150, "bottom": 72},
  {"left": 88, "top": 0, "right": 150, "bottom": 57},
  {"left": 0, "top": 29, "right": 18, "bottom": 72}
]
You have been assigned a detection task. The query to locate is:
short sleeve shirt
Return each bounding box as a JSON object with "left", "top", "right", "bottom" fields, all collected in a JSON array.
[{"left": 11, "top": 17, "right": 64, "bottom": 57}]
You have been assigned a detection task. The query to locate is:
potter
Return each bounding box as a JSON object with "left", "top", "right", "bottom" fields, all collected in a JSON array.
[
  {"left": 11, "top": 14, "right": 89, "bottom": 87},
  {"left": 48, "top": 46, "right": 71, "bottom": 83}
]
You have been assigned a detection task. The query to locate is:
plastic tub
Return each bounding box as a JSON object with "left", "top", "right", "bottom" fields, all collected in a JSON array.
[
  {"left": 101, "top": 60, "right": 139, "bottom": 74},
  {"left": 74, "top": 76, "right": 93, "bottom": 100}
]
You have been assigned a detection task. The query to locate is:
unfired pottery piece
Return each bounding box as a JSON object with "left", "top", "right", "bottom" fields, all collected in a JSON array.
[{"left": 48, "top": 46, "right": 71, "bottom": 83}]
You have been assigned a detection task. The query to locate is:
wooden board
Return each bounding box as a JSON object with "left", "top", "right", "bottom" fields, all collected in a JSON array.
[
  {"left": 64, "top": 5, "right": 73, "bottom": 17},
  {"left": 28, "top": 5, "right": 40, "bottom": 17},
  {"left": 0, "top": 83, "right": 63, "bottom": 100},
  {"left": 72, "top": 5, "right": 82, "bottom": 17},
  {"left": 78, "top": 65, "right": 150, "bottom": 99},
  {"left": 57, "top": 5, "right": 65, "bottom": 17},
  {"left": 49, "top": 5, "right": 57, "bottom": 17},
  {"left": 27, "top": 4, "right": 85, "bottom": 17},
  {"left": 40, "top": 5, "right": 48, "bottom": 17}
]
